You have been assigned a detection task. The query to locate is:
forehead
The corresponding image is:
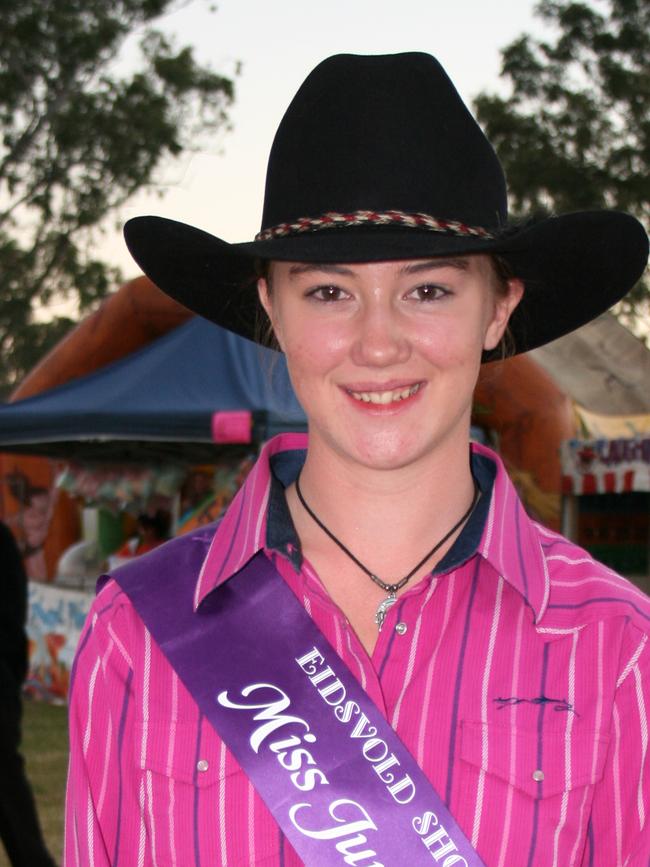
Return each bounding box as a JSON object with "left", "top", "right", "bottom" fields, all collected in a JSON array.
[{"left": 268, "top": 255, "right": 492, "bottom": 281}]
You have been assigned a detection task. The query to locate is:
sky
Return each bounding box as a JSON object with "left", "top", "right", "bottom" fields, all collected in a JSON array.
[{"left": 96, "top": 0, "right": 548, "bottom": 278}]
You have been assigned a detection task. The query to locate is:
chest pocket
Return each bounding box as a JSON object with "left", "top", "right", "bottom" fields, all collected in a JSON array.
[
  {"left": 134, "top": 720, "right": 284, "bottom": 866},
  {"left": 134, "top": 720, "right": 231, "bottom": 865},
  {"left": 460, "top": 719, "right": 610, "bottom": 799}
]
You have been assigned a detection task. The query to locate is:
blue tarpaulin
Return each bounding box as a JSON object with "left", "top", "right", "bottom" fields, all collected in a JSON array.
[{"left": 0, "top": 318, "right": 306, "bottom": 461}]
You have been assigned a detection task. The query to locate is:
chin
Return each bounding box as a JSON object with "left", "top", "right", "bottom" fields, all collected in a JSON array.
[{"left": 340, "top": 431, "right": 435, "bottom": 472}]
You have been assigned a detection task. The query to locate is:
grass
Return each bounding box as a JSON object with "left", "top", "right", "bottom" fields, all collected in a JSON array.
[{"left": 0, "top": 700, "right": 68, "bottom": 867}]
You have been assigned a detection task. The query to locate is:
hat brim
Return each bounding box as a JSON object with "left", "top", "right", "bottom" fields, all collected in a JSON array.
[{"left": 124, "top": 210, "right": 648, "bottom": 359}]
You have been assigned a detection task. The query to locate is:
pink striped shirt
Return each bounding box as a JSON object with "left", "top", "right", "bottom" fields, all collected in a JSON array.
[{"left": 65, "top": 433, "right": 650, "bottom": 866}]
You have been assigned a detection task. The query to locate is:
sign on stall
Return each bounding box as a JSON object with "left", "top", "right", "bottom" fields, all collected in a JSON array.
[
  {"left": 561, "top": 437, "right": 650, "bottom": 495},
  {"left": 26, "top": 581, "right": 93, "bottom": 701}
]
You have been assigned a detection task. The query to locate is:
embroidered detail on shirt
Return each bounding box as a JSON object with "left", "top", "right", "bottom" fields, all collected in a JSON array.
[{"left": 493, "top": 695, "right": 578, "bottom": 715}]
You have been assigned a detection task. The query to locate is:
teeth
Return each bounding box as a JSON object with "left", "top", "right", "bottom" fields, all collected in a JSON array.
[{"left": 349, "top": 383, "right": 421, "bottom": 404}]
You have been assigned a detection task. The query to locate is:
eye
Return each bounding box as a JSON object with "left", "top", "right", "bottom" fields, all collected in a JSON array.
[
  {"left": 406, "top": 283, "right": 450, "bottom": 302},
  {"left": 307, "top": 285, "right": 351, "bottom": 302}
]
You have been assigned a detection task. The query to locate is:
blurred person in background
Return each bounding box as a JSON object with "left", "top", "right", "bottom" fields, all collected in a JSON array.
[
  {"left": 115, "top": 510, "right": 170, "bottom": 558},
  {"left": 0, "top": 520, "right": 57, "bottom": 867}
]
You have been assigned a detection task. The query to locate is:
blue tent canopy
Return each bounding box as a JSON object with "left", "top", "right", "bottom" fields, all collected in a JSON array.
[{"left": 0, "top": 318, "right": 306, "bottom": 462}]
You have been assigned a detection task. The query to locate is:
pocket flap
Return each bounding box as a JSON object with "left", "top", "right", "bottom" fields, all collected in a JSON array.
[
  {"left": 460, "top": 719, "right": 610, "bottom": 799},
  {"left": 135, "top": 720, "right": 227, "bottom": 788}
]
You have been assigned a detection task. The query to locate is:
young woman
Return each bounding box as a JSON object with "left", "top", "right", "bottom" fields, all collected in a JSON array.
[{"left": 65, "top": 53, "right": 650, "bottom": 866}]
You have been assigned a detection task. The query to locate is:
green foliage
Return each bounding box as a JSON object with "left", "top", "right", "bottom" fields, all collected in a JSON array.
[
  {"left": 0, "top": 0, "right": 235, "bottom": 397},
  {"left": 474, "top": 0, "right": 650, "bottom": 322}
]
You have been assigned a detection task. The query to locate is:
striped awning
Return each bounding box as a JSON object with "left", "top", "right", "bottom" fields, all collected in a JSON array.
[{"left": 561, "top": 437, "right": 650, "bottom": 495}]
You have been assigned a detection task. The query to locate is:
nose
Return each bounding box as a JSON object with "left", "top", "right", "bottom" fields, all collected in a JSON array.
[{"left": 350, "top": 302, "right": 411, "bottom": 368}]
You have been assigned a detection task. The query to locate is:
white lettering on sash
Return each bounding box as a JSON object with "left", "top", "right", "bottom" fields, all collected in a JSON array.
[
  {"left": 301, "top": 658, "right": 348, "bottom": 706},
  {"left": 217, "top": 682, "right": 313, "bottom": 753},
  {"left": 387, "top": 774, "right": 416, "bottom": 805},
  {"left": 217, "top": 682, "right": 329, "bottom": 793},
  {"left": 372, "top": 754, "right": 401, "bottom": 785},
  {"left": 289, "top": 798, "right": 384, "bottom": 866},
  {"left": 362, "top": 738, "right": 388, "bottom": 762},
  {"left": 413, "top": 812, "right": 469, "bottom": 866},
  {"left": 335, "top": 700, "right": 360, "bottom": 723},
  {"left": 350, "top": 712, "right": 378, "bottom": 740},
  {"left": 334, "top": 701, "right": 402, "bottom": 787},
  {"left": 294, "top": 649, "right": 472, "bottom": 860},
  {"left": 296, "top": 647, "right": 325, "bottom": 675},
  {"left": 216, "top": 642, "right": 474, "bottom": 862},
  {"left": 319, "top": 678, "right": 348, "bottom": 705},
  {"left": 296, "top": 648, "right": 417, "bottom": 806},
  {"left": 359, "top": 738, "right": 411, "bottom": 801},
  {"left": 310, "top": 665, "right": 337, "bottom": 685}
]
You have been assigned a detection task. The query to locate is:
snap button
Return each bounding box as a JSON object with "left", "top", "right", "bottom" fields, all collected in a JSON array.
[
  {"left": 532, "top": 769, "right": 544, "bottom": 782},
  {"left": 395, "top": 622, "right": 408, "bottom": 635},
  {"left": 196, "top": 759, "right": 209, "bottom": 772}
]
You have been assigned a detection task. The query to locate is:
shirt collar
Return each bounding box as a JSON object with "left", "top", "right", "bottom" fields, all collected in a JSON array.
[
  {"left": 193, "top": 433, "right": 306, "bottom": 610},
  {"left": 195, "top": 434, "right": 549, "bottom": 624},
  {"left": 472, "top": 441, "right": 550, "bottom": 623}
]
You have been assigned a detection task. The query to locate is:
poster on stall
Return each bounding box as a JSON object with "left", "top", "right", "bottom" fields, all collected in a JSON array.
[
  {"left": 26, "top": 581, "right": 93, "bottom": 702},
  {"left": 561, "top": 437, "right": 650, "bottom": 494}
]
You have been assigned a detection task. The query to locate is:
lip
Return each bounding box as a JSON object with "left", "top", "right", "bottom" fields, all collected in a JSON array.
[
  {"left": 343, "top": 379, "right": 422, "bottom": 392},
  {"left": 341, "top": 380, "right": 426, "bottom": 411}
]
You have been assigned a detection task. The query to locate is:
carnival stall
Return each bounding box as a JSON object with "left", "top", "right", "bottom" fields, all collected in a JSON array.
[{"left": 561, "top": 410, "right": 650, "bottom": 586}]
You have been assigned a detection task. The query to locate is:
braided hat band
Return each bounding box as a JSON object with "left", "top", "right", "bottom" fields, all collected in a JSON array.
[{"left": 255, "top": 209, "right": 495, "bottom": 242}]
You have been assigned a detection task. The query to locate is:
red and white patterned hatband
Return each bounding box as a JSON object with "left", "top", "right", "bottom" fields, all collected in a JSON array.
[{"left": 255, "top": 209, "right": 495, "bottom": 242}]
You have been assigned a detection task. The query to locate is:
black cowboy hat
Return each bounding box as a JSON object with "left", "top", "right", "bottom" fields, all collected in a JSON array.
[{"left": 124, "top": 52, "right": 648, "bottom": 359}]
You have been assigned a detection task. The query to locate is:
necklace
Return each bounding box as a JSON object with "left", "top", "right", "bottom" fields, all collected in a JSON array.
[{"left": 294, "top": 474, "right": 480, "bottom": 631}]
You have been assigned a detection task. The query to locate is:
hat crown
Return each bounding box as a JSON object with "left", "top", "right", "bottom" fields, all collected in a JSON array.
[{"left": 261, "top": 52, "right": 508, "bottom": 233}]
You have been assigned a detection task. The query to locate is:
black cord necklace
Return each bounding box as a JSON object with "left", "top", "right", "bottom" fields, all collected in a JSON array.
[{"left": 294, "top": 474, "right": 480, "bottom": 630}]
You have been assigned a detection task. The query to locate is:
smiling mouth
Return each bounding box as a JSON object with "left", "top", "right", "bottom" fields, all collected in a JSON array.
[{"left": 347, "top": 383, "right": 422, "bottom": 405}]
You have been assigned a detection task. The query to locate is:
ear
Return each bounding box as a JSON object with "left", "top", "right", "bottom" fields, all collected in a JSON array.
[
  {"left": 257, "top": 277, "right": 284, "bottom": 351},
  {"left": 483, "top": 278, "right": 524, "bottom": 352}
]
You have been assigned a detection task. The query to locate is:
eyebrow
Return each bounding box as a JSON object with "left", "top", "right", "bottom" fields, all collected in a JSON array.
[
  {"left": 400, "top": 257, "right": 471, "bottom": 275},
  {"left": 287, "top": 258, "right": 472, "bottom": 278},
  {"left": 287, "top": 263, "right": 357, "bottom": 277}
]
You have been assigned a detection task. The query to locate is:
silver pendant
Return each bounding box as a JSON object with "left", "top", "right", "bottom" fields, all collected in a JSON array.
[{"left": 374, "top": 593, "right": 397, "bottom": 631}]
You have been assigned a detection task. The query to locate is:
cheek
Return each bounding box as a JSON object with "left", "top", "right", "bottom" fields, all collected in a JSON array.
[
  {"left": 283, "top": 325, "right": 350, "bottom": 381},
  {"left": 414, "top": 320, "right": 484, "bottom": 371}
]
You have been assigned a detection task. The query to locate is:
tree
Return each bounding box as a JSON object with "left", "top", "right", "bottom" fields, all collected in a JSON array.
[
  {"left": 474, "top": 0, "right": 650, "bottom": 327},
  {"left": 0, "top": 0, "right": 235, "bottom": 397}
]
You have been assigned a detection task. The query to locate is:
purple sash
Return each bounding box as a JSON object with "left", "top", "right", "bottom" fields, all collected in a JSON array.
[{"left": 109, "top": 531, "right": 483, "bottom": 866}]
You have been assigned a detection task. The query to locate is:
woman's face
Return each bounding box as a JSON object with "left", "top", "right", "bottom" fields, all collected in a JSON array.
[{"left": 258, "top": 256, "right": 522, "bottom": 472}]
